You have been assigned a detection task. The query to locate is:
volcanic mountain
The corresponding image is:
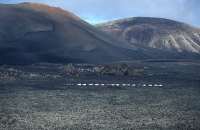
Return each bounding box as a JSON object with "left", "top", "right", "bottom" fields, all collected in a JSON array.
[
  {"left": 0, "top": 2, "right": 137, "bottom": 64},
  {"left": 0, "top": 3, "right": 199, "bottom": 65},
  {"left": 95, "top": 17, "right": 200, "bottom": 53}
]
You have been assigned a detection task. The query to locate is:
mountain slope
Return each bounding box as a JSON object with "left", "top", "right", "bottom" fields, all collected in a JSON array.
[
  {"left": 0, "top": 2, "right": 141, "bottom": 64},
  {"left": 95, "top": 17, "right": 200, "bottom": 53},
  {"left": 0, "top": 3, "right": 200, "bottom": 65}
]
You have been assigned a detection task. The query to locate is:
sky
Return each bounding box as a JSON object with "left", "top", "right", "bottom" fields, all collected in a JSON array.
[{"left": 1, "top": 0, "right": 199, "bottom": 26}]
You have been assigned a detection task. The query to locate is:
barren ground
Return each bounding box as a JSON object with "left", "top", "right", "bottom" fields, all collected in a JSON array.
[{"left": 0, "top": 61, "right": 200, "bottom": 130}]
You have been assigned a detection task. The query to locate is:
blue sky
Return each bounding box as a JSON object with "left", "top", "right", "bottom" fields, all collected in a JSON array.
[{"left": 1, "top": 0, "right": 199, "bottom": 26}]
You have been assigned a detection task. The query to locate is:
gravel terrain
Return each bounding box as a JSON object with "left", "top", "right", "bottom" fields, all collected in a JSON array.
[{"left": 0, "top": 61, "right": 200, "bottom": 130}]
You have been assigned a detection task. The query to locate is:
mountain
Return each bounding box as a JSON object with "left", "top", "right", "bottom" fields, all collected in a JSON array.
[
  {"left": 95, "top": 17, "right": 200, "bottom": 53},
  {"left": 0, "top": 3, "right": 199, "bottom": 65},
  {"left": 0, "top": 2, "right": 140, "bottom": 64}
]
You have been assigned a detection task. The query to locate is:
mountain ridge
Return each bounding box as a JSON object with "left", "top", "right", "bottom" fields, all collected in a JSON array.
[
  {"left": 0, "top": 3, "right": 200, "bottom": 65},
  {"left": 95, "top": 17, "right": 200, "bottom": 53},
  {"left": 0, "top": 3, "right": 140, "bottom": 64}
]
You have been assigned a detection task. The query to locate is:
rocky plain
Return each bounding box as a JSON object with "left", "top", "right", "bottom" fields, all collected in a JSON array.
[{"left": 0, "top": 60, "right": 200, "bottom": 130}]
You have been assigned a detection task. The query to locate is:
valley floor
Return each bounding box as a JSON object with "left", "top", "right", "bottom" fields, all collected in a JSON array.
[{"left": 0, "top": 61, "right": 200, "bottom": 130}]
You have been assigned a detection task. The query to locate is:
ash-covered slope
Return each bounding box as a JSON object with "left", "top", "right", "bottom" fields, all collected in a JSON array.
[
  {"left": 96, "top": 17, "right": 200, "bottom": 53},
  {"left": 0, "top": 2, "right": 140, "bottom": 64},
  {"left": 0, "top": 4, "right": 199, "bottom": 65}
]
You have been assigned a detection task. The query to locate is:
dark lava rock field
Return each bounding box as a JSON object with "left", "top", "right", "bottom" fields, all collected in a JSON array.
[{"left": 0, "top": 61, "right": 200, "bottom": 130}]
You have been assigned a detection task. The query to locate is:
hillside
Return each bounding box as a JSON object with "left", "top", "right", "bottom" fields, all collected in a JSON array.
[
  {"left": 0, "top": 3, "right": 200, "bottom": 65},
  {"left": 0, "top": 2, "right": 139, "bottom": 64},
  {"left": 96, "top": 17, "right": 200, "bottom": 53}
]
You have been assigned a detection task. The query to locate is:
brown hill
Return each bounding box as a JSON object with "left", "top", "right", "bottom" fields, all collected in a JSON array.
[
  {"left": 95, "top": 17, "right": 200, "bottom": 53},
  {"left": 0, "top": 2, "right": 139, "bottom": 64},
  {"left": 0, "top": 3, "right": 200, "bottom": 65}
]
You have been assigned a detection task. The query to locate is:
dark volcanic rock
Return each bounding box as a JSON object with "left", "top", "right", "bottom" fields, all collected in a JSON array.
[
  {"left": 96, "top": 17, "right": 200, "bottom": 53},
  {"left": 100, "top": 64, "right": 143, "bottom": 76},
  {"left": 59, "top": 63, "right": 78, "bottom": 76},
  {"left": 59, "top": 64, "right": 144, "bottom": 76}
]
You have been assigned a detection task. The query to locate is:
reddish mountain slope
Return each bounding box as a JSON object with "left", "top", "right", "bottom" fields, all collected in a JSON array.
[{"left": 0, "top": 3, "right": 139, "bottom": 64}]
